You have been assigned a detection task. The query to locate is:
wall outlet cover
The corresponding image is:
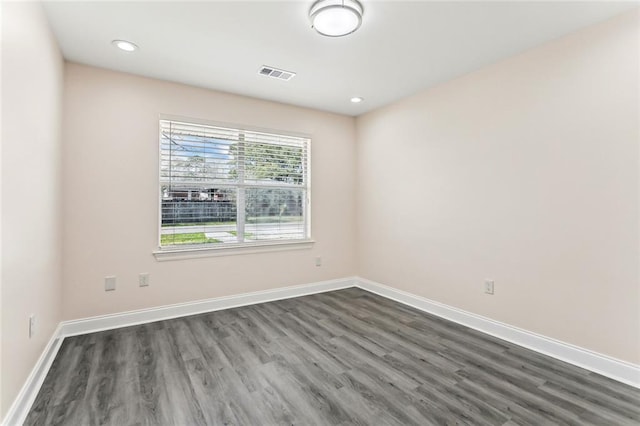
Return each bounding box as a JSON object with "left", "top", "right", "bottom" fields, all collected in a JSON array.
[
  {"left": 105, "top": 276, "right": 116, "bottom": 291},
  {"left": 484, "top": 280, "right": 495, "bottom": 295},
  {"left": 139, "top": 273, "right": 150, "bottom": 287},
  {"left": 29, "top": 314, "right": 36, "bottom": 338}
]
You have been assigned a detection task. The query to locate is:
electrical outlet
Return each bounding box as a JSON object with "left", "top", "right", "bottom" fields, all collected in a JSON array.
[
  {"left": 29, "top": 314, "right": 36, "bottom": 338},
  {"left": 484, "top": 280, "right": 495, "bottom": 295},
  {"left": 105, "top": 276, "right": 116, "bottom": 291},
  {"left": 139, "top": 272, "right": 150, "bottom": 287},
  {"left": 315, "top": 257, "right": 322, "bottom": 267}
]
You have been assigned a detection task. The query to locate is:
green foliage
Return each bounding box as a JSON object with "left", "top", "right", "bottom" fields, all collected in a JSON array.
[
  {"left": 245, "top": 188, "right": 303, "bottom": 219},
  {"left": 161, "top": 233, "right": 221, "bottom": 245},
  {"left": 229, "top": 142, "right": 304, "bottom": 184},
  {"left": 246, "top": 216, "right": 302, "bottom": 224},
  {"left": 162, "top": 221, "right": 230, "bottom": 227},
  {"left": 168, "top": 155, "right": 218, "bottom": 181}
]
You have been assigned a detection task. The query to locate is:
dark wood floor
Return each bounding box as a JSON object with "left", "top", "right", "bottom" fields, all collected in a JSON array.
[{"left": 25, "top": 288, "right": 640, "bottom": 425}]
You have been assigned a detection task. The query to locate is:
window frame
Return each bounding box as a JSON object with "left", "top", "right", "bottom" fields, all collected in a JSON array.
[{"left": 154, "top": 115, "right": 313, "bottom": 260}]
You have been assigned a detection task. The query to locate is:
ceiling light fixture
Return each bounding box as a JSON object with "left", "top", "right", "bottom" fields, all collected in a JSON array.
[
  {"left": 350, "top": 96, "right": 364, "bottom": 103},
  {"left": 310, "top": 0, "right": 363, "bottom": 37},
  {"left": 112, "top": 39, "right": 138, "bottom": 52}
]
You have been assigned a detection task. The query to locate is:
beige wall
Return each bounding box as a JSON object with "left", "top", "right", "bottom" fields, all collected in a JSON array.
[
  {"left": 1, "top": 2, "right": 64, "bottom": 419},
  {"left": 356, "top": 10, "right": 640, "bottom": 364},
  {"left": 61, "top": 63, "right": 356, "bottom": 320}
]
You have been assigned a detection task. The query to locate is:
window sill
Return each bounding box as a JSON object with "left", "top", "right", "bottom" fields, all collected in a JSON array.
[{"left": 153, "top": 239, "right": 315, "bottom": 261}]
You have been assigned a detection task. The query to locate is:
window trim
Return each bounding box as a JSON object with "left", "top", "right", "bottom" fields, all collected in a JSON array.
[
  {"left": 156, "top": 114, "right": 312, "bottom": 258},
  {"left": 153, "top": 239, "right": 315, "bottom": 261}
]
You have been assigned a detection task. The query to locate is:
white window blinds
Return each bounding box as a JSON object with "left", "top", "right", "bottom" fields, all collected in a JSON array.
[{"left": 159, "top": 119, "right": 310, "bottom": 249}]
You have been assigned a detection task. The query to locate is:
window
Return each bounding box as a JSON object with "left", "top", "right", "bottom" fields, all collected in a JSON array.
[{"left": 159, "top": 119, "right": 310, "bottom": 251}]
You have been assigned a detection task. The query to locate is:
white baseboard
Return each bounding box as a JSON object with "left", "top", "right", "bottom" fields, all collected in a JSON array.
[
  {"left": 355, "top": 277, "right": 640, "bottom": 389},
  {"left": 59, "top": 277, "right": 357, "bottom": 337},
  {"left": 2, "top": 324, "right": 64, "bottom": 426}
]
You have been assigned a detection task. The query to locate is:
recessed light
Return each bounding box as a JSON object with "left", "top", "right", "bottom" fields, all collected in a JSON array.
[
  {"left": 350, "top": 97, "right": 364, "bottom": 103},
  {"left": 112, "top": 40, "right": 138, "bottom": 52}
]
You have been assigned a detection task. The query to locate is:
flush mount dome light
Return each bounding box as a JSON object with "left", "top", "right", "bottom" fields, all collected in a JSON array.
[
  {"left": 310, "top": 0, "right": 363, "bottom": 37},
  {"left": 112, "top": 39, "right": 138, "bottom": 52}
]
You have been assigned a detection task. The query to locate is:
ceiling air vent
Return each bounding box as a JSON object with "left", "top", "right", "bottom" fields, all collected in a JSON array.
[{"left": 259, "top": 65, "right": 296, "bottom": 81}]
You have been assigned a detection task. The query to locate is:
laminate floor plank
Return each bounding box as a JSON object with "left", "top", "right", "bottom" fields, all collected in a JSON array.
[
  {"left": 135, "top": 324, "right": 172, "bottom": 426},
  {"left": 25, "top": 337, "right": 84, "bottom": 425},
  {"left": 354, "top": 314, "right": 448, "bottom": 356},
  {"left": 339, "top": 370, "right": 424, "bottom": 426},
  {"left": 271, "top": 358, "right": 352, "bottom": 425},
  {"left": 440, "top": 346, "right": 547, "bottom": 389},
  {"left": 382, "top": 351, "right": 459, "bottom": 388},
  {"left": 454, "top": 378, "right": 555, "bottom": 426},
  {"left": 47, "top": 338, "right": 96, "bottom": 425},
  {"left": 538, "top": 382, "right": 637, "bottom": 426},
  {"left": 455, "top": 367, "right": 585, "bottom": 425},
  {"left": 318, "top": 314, "right": 399, "bottom": 356},
  {"left": 168, "top": 320, "right": 205, "bottom": 363},
  {"left": 25, "top": 288, "right": 640, "bottom": 425},
  {"left": 328, "top": 336, "right": 419, "bottom": 391},
  {"left": 155, "top": 328, "right": 208, "bottom": 426},
  {"left": 83, "top": 330, "right": 141, "bottom": 425}
]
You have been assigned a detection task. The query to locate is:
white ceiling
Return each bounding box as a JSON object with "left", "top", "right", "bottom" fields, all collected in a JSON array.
[{"left": 43, "top": 1, "right": 637, "bottom": 116}]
